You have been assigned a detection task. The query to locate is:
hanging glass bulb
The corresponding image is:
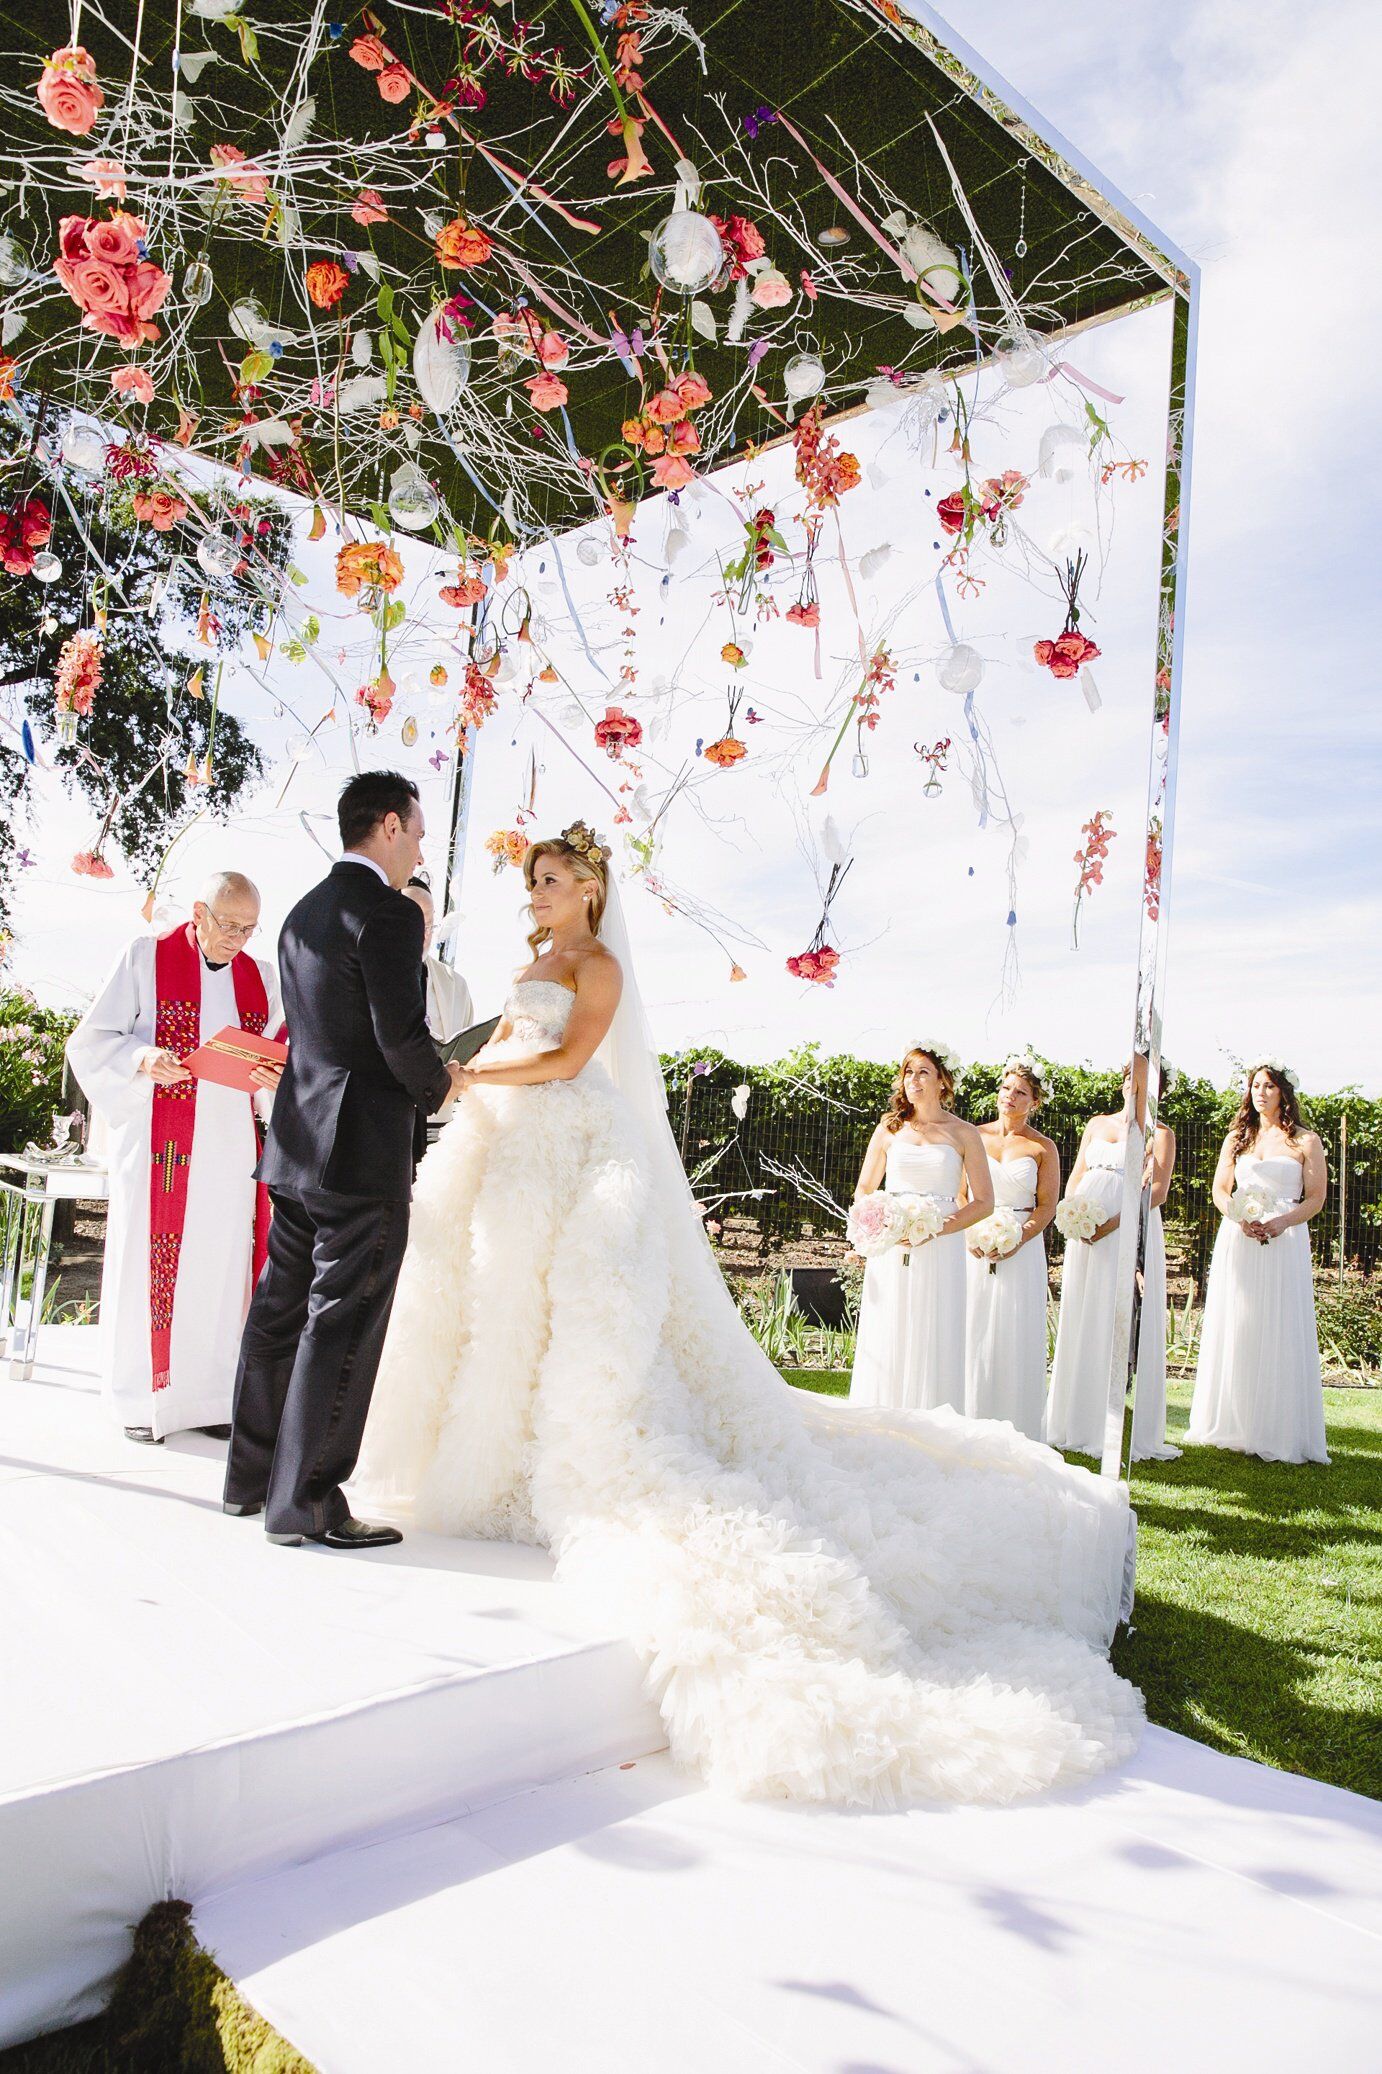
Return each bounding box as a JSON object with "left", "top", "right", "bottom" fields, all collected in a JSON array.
[
  {"left": 923, "top": 774, "right": 943, "bottom": 799},
  {"left": 0, "top": 234, "right": 30, "bottom": 287},
  {"left": 783, "top": 351, "right": 826, "bottom": 403},
  {"left": 995, "top": 329, "right": 1047, "bottom": 387},
  {"left": 852, "top": 750, "right": 869, "bottom": 779},
  {"left": 937, "top": 643, "right": 984, "bottom": 695},
  {"left": 575, "top": 537, "right": 603, "bottom": 568},
  {"left": 61, "top": 422, "right": 106, "bottom": 476},
  {"left": 183, "top": 260, "right": 214, "bottom": 308},
  {"left": 227, "top": 296, "right": 271, "bottom": 345},
  {"left": 197, "top": 532, "right": 240, "bottom": 580},
  {"left": 648, "top": 210, "right": 725, "bottom": 295},
  {"left": 387, "top": 463, "right": 440, "bottom": 532},
  {"left": 413, "top": 307, "right": 471, "bottom": 413},
  {"left": 31, "top": 550, "right": 61, "bottom": 584},
  {"left": 55, "top": 709, "right": 79, "bottom": 747}
]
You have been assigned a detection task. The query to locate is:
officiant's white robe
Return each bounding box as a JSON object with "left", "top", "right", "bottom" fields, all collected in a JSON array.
[
  {"left": 423, "top": 953, "right": 473, "bottom": 1044},
  {"left": 66, "top": 935, "right": 281, "bottom": 1437}
]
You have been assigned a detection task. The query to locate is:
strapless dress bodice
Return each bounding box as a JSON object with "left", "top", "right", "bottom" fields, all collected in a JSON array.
[
  {"left": 987, "top": 1153, "right": 1038, "bottom": 1212},
  {"left": 504, "top": 977, "right": 576, "bottom": 1046},
  {"left": 1085, "top": 1138, "right": 1125, "bottom": 1173},
  {"left": 885, "top": 1138, "right": 963, "bottom": 1203},
  {"left": 1236, "top": 1153, "right": 1304, "bottom": 1205}
]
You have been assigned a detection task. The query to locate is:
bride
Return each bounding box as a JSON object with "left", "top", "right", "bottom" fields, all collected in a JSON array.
[{"left": 356, "top": 823, "right": 1142, "bottom": 1807}]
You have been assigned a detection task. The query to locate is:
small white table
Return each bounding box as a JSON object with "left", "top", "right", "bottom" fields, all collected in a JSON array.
[{"left": 0, "top": 1156, "right": 108, "bottom": 1380}]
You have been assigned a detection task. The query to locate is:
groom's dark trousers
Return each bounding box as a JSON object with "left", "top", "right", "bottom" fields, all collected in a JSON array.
[{"left": 225, "top": 860, "right": 451, "bottom": 1539}]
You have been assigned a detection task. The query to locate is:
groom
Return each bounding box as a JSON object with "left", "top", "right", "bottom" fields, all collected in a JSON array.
[{"left": 224, "top": 771, "right": 464, "bottom": 1547}]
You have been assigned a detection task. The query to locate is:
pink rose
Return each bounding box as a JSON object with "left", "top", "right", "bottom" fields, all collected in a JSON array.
[
  {"left": 750, "top": 267, "right": 792, "bottom": 309},
  {"left": 57, "top": 214, "right": 95, "bottom": 262},
  {"left": 111, "top": 364, "right": 154, "bottom": 404},
  {"left": 673, "top": 370, "right": 712, "bottom": 411},
  {"left": 126, "top": 260, "right": 171, "bottom": 326},
  {"left": 54, "top": 254, "right": 130, "bottom": 319},
  {"left": 78, "top": 158, "right": 127, "bottom": 200},
  {"left": 651, "top": 452, "right": 695, "bottom": 491},
  {"left": 132, "top": 488, "right": 187, "bottom": 531},
  {"left": 351, "top": 189, "right": 389, "bottom": 226},
  {"left": 37, "top": 47, "right": 104, "bottom": 136},
  {"left": 536, "top": 329, "right": 569, "bottom": 370},
  {"left": 377, "top": 62, "right": 411, "bottom": 103},
  {"left": 525, "top": 372, "right": 568, "bottom": 413},
  {"left": 644, "top": 386, "right": 687, "bottom": 425},
  {"left": 210, "top": 144, "right": 269, "bottom": 204},
  {"left": 667, "top": 418, "right": 700, "bottom": 455},
  {"left": 85, "top": 213, "right": 143, "bottom": 268}
]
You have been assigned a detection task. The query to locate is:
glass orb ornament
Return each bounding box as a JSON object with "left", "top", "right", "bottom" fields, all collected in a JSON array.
[
  {"left": 575, "top": 537, "right": 603, "bottom": 568},
  {"left": 32, "top": 550, "right": 62, "bottom": 584},
  {"left": 648, "top": 210, "right": 725, "bottom": 295},
  {"left": 227, "top": 296, "right": 271, "bottom": 345},
  {"left": 937, "top": 643, "right": 984, "bottom": 695},
  {"left": 183, "top": 260, "right": 214, "bottom": 308},
  {"left": 0, "top": 234, "right": 30, "bottom": 286},
  {"left": 196, "top": 532, "right": 240, "bottom": 580},
  {"left": 387, "top": 463, "right": 440, "bottom": 532},
  {"left": 923, "top": 774, "right": 943, "bottom": 799},
  {"left": 783, "top": 351, "right": 826, "bottom": 403},
  {"left": 995, "top": 329, "right": 1047, "bottom": 387},
  {"left": 413, "top": 307, "right": 471, "bottom": 413}
]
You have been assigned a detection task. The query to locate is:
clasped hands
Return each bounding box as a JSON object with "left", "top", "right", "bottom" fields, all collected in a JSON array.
[
  {"left": 440, "top": 1059, "right": 478, "bottom": 1108},
  {"left": 1240, "top": 1215, "right": 1289, "bottom": 1245}
]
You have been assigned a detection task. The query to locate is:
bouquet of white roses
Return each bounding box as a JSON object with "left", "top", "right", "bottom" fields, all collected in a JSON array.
[
  {"left": 846, "top": 1192, "right": 914, "bottom": 1258},
  {"left": 1055, "top": 1196, "right": 1101, "bottom": 1244},
  {"left": 1225, "top": 1183, "right": 1284, "bottom": 1236},
  {"left": 896, "top": 1194, "right": 947, "bottom": 1248},
  {"left": 970, "top": 1204, "right": 1024, "bottom": 1271}
]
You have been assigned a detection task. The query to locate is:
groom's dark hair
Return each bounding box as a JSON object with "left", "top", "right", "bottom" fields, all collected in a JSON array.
[{"left": 338, "top": 770, "right": 420, "bottom": 850}]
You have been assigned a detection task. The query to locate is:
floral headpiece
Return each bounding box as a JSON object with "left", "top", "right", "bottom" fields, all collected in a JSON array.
[
  {"left": 1245, "top": 1055, "right": 1300, "bottom": 1094},
  {"left": 1002, "top": 1049, "right": 1049, "bottom": 1094},
  {"left": 560, "top": 819, "right": 611, "bottom": 871},
  {"left": 913, "top": 1037, "right": 962, "bottom": 1078}
]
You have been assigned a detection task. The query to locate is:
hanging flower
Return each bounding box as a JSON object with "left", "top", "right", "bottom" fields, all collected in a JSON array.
[
  {"left": 131, "top": 487, "right": 188, "bottom": 531},
  {"left": 36, "top": 45, "right": 103, "bottom": 136},
  {"left": 651, "top": 452, "right": 695, "bottom": 491},
  {"left": 0, "top": 356, "right": 14, "bottom": 402},
  {"left": 709, "top": 213, "right": 766, "bottom": 281},
  {"left": 335, "top": 539, "right": 404, "bottom": 597},
  {"left": 704, "top": 735, "right": 747, "bottom": 768},
  {"left": 435, "top": 219, "right": 493, "bottom": 269},
  {"left": 673, "top": 370, "right": 713, "bottom": 412},
  {"left": 667, "top": 419, "right": 700, "bottom": 456},
  {"left": 594, "top": 705, "right": 642, "bottom": 758},
  {"left": 485, "top": 827, "right": 530, "bottom": 871},
  {"left": 110, "top": 364, "right": 154, "bottom": 404},
  {"left": 349, "top": 35, "right": 392, "bottom": 71},
  {"left": 536, "top": 329, "right": 570, "bottom": 370},
  {"left": 785, "top": 600, "right": 819, "bottom": 629},
  {"left": 306, "top": 260, "right": 349, "bottom": 309},
  {"left": 71, "top": 850, "right": 114, "bottom": 879},
  {"left": 77, "top": 158, "right": 127, "bottom": 200},
  {"left": 0, "top": 496, "right": 53, "bottom": 577},
  {"left": 459, "top": 661, "right": 498, "bottom": 729},
  {"left": 377, "top": 62, "right": 412, "bottom": 103},
  {"left": 53, "top": 213, "right": 170, "bottom": 345},
  {"left": 356, "top": 669, "right": 396, "bottom": 726},
  {"left": 1072, "top": 808, "right": 1116, "bottom": 948},
  {"left": 439, "top": 574, "right": 487, "bottom": 609},
  {"left": 720, "top": 642, "right": 746, "bottom": 669},
  {"left": 936, "top": 491, "right": 967, "bottom": 535},
  {"left": 750, "top": 267, "right": 792, "bottom": 309},
  {"left": 525, "top": 371, "right": 568, "bottom": 413},
  {"left": 1034, "top": 551, "right": 1102, "bottom": 679},
  {"left": 210, "top": 143, "right": 269, "bottom": 205},
  {"left": 786, "top": 945, "right": 840, "bottom": 986},
  {"left": 645, "top": 387, "right": 688, "bottom": 426},
  {"left": 55, "top": 630, "right": 104, "bottom": 716},
  {"left": 351, "top": 189, "right": 389, "bottom": 226},
  {"left": 792, "top": 404, "right": 860, "bottom": 510}
]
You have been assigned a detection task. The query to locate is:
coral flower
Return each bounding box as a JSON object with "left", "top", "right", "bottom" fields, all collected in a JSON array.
[
  {"left": 526, "top": 372, "right": 568, "bottom": 413},
  {"left": 350, "top": 35, "right": 390, "bottom": 70},
  {"left": 132, "top": 488, "right": 188, "bottom": 531},
  {"left": 667, "top": 419, "right": 700, "bottom": 456},
  {"left": 439, "top": 575, "right": 488, "bottom": 609},
  {"left": 536, "top": 329, "right": 570, "bottom": 370},
  {"left": 720, "top": 642, "right": 746, "bottom": 669},
  {"left": 377, "top": 63, "right": 411, "bottom": 103},
  {"left": 703, "top": 735, "right": 747, "bottom": 767},
  {"left": 72, "top": 850, "right": 114, "bottom": 879},
  {"left": 651, "top": 453, "right": 695, "bottom": 491},
  {"left": 351, "top": 189, "right": 389, "bottom": 226},
  {"left": 0, "top": 355, "right": 17, "bottom": 402},
  {"left": 306, "top": 260, "right": 349, "bottom": 309},
  {"left": 78, "top": 158, "right": 127, "bottom": 200},
  {"left": 594, "top": 706, "right": 643, "bottom": 757},
  {"left": 110, "top": 364, "right": 154, "bottom": 403},
  {"left": 644, "top": 387, "right": 687, "bottom": 426},
  {"left": 435, "top": 219, "right": 492, "bottom": 269},
  {"left": 673, "top": 370, "right": 712, "bottom": 411},
  {"left": 335, "top": 539, "right": 404, "bottom": 596},
  {"left": 37, "top": 46, "right": 103, "bottom": 136},
  {"left": 210, "top": 144, "right": 269, "bottom": 204},
  {"left": 1034, "top": 630, "right": 1101, "bottom": 679},
  {"left": 785, "top": 600, "right": 820, "bottom": 629}
]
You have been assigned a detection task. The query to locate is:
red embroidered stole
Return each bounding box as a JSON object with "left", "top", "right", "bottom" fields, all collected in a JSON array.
[{"left": 149, "top": 924, "right": 270, "bottom": 1393}]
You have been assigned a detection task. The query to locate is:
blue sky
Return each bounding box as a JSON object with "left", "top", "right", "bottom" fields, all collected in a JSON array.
[{"left": 9, "top": 0, "right": 1379, "bottom": 1093}]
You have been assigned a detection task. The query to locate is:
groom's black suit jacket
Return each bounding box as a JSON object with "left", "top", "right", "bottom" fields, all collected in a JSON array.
[{"left": 258, "top": 860, "right": 451, "bottom": 1202}]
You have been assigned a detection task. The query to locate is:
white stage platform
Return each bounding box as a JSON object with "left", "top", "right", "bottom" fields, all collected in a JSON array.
[
  {"left": 6, "top": 1331, "right": 1381, "bottom": 2069},
  {"left": 0, "top": 1332, "right": 662, "bottom": 2047}
]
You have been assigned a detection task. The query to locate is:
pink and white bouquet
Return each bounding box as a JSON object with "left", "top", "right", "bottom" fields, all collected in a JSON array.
[
  {"left": 1055, "top": 1196, "right": 1100, "bottom": 1244},
  {"left": 970, "top": 1205, "right": 1024, "bottom": 1271},
  {"left": 847, "top": 1192, "right": 913, "bottom": 1258}
]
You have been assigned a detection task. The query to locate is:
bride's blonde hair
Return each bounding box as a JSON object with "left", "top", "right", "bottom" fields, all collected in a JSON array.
[{"left": 522, "top": 823, "right": 610, "bottom": 957}]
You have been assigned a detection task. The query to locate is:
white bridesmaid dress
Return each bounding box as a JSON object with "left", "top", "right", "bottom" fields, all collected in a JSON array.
[
  {"left": 849, "top": 1138, "right": 966, "bottom": 1412},
  {"left": 1187, "top": 1155, "right": 1329, "bottom": 1463},
  {"left": 1044, "top": 1139, "right": 1125, "bottom": 1454},
  {"left": 1130, "top": 1204, "right": 1180, "bottom": 1461},
  {"left": 965, "top": 1154, "right": 1048, "bottom": 1440}
]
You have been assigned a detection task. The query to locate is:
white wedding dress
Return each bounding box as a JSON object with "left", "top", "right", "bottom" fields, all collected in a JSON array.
[
  {"left": 848, "top": 1139, "right": 966, "bottom": 1413},
  {"left": 1045, "top": 1140, "right": 1126, "bottom": 1455},
  {"left": 357, "top": 971, "right": 1141, "bottom": 1806},
  {"left": 965, "top": 1155, "right": 1048, "bottom": 1442},
  {"left": 1187, "top": 1156, "right": 1328, "bottom": 1463}
]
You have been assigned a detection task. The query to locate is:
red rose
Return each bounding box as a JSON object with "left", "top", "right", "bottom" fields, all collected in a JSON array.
[{"left": 936, "top": 491, "right": 967, "bottom": 535}]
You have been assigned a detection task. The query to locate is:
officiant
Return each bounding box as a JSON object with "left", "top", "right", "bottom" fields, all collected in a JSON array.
[
  {"left": 403, "top": 875, "right": 474, "bottom": 1044},
  {"left": 66, "top": 873, "right": 284, "bottom": 1445}
]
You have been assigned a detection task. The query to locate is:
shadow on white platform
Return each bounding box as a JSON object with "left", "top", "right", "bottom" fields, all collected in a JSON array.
[{"left": 5, "top": 1330, "right": 1380, "bottom": 2070}]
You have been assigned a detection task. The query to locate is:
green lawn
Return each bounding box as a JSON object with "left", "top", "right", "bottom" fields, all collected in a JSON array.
[{"left": 787, "top": 1369, "right": 1382, "bottom": 1800}]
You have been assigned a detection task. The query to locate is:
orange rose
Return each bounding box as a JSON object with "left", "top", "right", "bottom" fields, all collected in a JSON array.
[
  {"left": 306, "top": 260, "right": 349, "bottom": 309},
  {"left": 644, "top": 386, "right": 687, "bottom": 425},
  {"left": 335, "top": 539, "right": 404, "bottom": 596},
  {"left": 667, "top": 419, "right": 700, "bottom": 455},
  {"left": 349, "top": 35, "right": 390, "bottom": 71},
  {"left": 435, "top": 219, "right": 493, "bottom": 269},
  {"left": 132, "top": 488, "right": 189, "bottom": 531}
]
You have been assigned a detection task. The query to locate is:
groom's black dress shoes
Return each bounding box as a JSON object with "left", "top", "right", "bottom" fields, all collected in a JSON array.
[
  {"left": 266, "top": 1515, "right": 403, "bottom": 1550},
  {"left": 124, "top": 1426, "right": 162, "bottom": 1445}
]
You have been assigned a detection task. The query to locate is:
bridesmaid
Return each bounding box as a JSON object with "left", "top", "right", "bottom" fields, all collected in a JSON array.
[
  {"left": 1188, "top": 1059, "right": 1329, "bottom": 1463},
  {"left": 964, "top": 1053, "right": 1059, "bottom": 1440},
  {"left": 1045, "top": 1056, "right": 1174, "bottom": 1457},
  {"left": 1130, "top": 1059, "right": 1180, "bottom": 1463},
  {"left": 848, "top": 1042, "right": 993, "bottom": 1413}
]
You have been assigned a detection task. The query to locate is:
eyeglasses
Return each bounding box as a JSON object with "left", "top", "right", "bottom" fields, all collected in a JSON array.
[{"left": 207, "top": 910, "right": 258, "bottom": 941}]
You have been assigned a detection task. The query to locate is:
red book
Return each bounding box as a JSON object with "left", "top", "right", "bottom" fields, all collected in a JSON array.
[{"left": 184, "top": 1025, "right": 288, "bottom": 1093}]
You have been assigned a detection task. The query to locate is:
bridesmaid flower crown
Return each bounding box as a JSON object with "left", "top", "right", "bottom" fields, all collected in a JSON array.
[
  {"left": 914, "top": 1037, "right": 962, "bottom": 1077},
  {"left": 1002, "top": 1049, "right": 1049, "bottom": 1092},
  {"left": 1245, "top": 1054, "right": 1300, "bottom": 1093},
  {"left": 561, "top": 819, "right": 611, "bottom": 872}
]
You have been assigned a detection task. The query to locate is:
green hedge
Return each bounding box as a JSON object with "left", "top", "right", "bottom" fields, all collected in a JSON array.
[{"left": 0, "top": 989, "right": 80, "bottom": 1156}]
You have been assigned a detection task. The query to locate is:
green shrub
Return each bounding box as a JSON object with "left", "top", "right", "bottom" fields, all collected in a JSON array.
[{"left": 0, "top": 988, "right": 79, "bottom": 1155}]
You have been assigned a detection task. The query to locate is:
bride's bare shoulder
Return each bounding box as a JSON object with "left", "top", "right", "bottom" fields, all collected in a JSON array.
[{"left": 572, "top": 941, "right": 623, "bottom": 993}]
